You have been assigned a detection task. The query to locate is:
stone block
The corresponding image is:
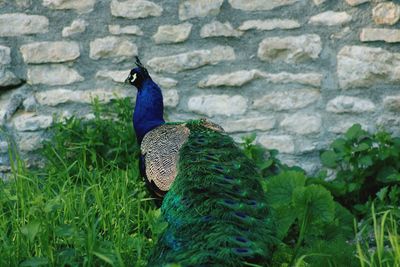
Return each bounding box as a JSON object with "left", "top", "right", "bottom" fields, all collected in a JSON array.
[
  {"left": 372, "top": 2, "right": 400, "bottom": 25},
  {"left": 27, "top": 65, "right": 83, "bottom": 86},
  {"left": 200, "top": 21, "right": 243, "bottom": 38},
  {"left": 188, "top": 94, "right": 247, "bottom": 116},
  {"left": 253, "top": 89, "right": 320, "bottom": 111},
  {"left": 12, "top": 112, "right": 53, "bottom": 131},
  {"left": 0, "top": 13, "right": 48, "bottom": 37},
  {"left": 89, "top": 37, "right": 137, "bottom": 61},
  {"left": 238, "top": 19, "right": 300, "bottom": 31},
  {"left": 179, "top": 0, "right": 223, "bottom": 20},
  {"left": 109, "top": 25, "right": 143, "bottom": 35},
  {"left": 20, "top": 41, "right": 80, "bottom": 63},
  {"left": 280, "top": 113, "right": 321, "bottom": 134},
  {"left": 326, "top": 96, "right": 375, "bottom": 113},
  {"left": 258, "top": 34, "right": 322, "bottom": 63},
  {"left": 153, "top": 23, "right": 192, "bottom": 44},
  {"left": 360, "top": 28, "right": 400, "bottom": 43},
  {"left": 42, "top": 0, "right": 95, "bottom": 13},
  {"left": 228, "top": 0, "right": 299, "bottom": 11},
  {"left": 337, "top": 45, "right": 400, "bottom": 89},
  {"left": 62, "top": 19, "right": 88, "bottom": 37},
  {"left": 147, "top": 46, "right": 235, "bottom": 73},
  {"left": 220, "top": 116, "right": 276, "bottom": 133},
  {"left": 308, "top": 11, "right": 352, "bottom": 26},
  {"left": 257, "top": 135, "right": 295, "bottom": 153},
  {"left": 111, "top": 0, "right": 162, "bottom": 19}
]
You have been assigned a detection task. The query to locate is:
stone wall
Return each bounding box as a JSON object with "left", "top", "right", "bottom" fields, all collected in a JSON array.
[{"left": 0, "top": 0, "right": 400, "bottom": 175}]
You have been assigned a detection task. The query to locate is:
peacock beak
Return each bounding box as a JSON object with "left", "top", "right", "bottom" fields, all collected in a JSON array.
[{"left": 125, "top": 76, "right": 131, "bottom": 84}]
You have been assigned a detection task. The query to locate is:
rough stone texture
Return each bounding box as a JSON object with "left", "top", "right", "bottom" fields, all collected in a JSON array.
[
  {"left": 258, "top": 34, "right": 322, "bottom": 63},
  {"left": 111, "top": 0, "right": 163, "bottom": 19},
  {"left": 0, "top": 13, "right": 48, "bottom": 36},
  {"left": 179, "top": 0, "right": 223, "bottom": 20},
  {"left": 0, "top": 89, "right": 25, "bottom": 125},
  {"left": 0, "top": 141, "right": 8, "bottom": 153},
  {"left": 89, "top": 37, "right": 138, "bottom": 61},
  {"left": 326, "top": 96, "right": 375, "bottom": 113},
  {"left": 329, "top": 121, "right": 370, "bottom": 134},
  {"left": 383, "top": 95, "right": 400, "bottom": 112},
  {"left": 337, "top": 45, "right": 400, "bottom": 89},
  {"left": 17, "top": 132, "right": 43, "bottom": 152},
  {"left": 280, "top": 113, "right": 322, "bottom": 134},
  {"left": 1, "top": 0, "right": 400, "bottom": 173},
  {"left": 27, "top": 65, "right": 84, "bottom": 86},
  {"left": 163, "top": 89, "right": 179, "bottom": 108},
  {"left": 313, "top": 0, "right": 327, "bottom": 5},
  {"left": 188, "top": 95, "right": 247, "bottom": 116},
  {"left": 12, "top": 112, "right": 53, "bottom": 131},
  {"left": 42, "top": 0, "right": 96, "bottom": 13},
  {"left": 35, "top": 88, "right": 131, "bottom": 106},
  {"left": 153, "top": 23, "right": 192, "bottom": 44},
  {"left": 0, "top": 70, "right": 20, "bottom": 87},
  {"left": 253, "top": 89, "right": 320, "bottom": 111},
  {"left": 62, "top": 19, "right": 88, "bottom": 37},
  {"left": 309, "top": 11, "right": 352, "bottom": 26},
  {"left": 20, "top": 41, "right": 80, "bottom": 63},
  {"left": 147, "top": 46, "right": 235, "bottom": 73},
  {"left": 220, "top": 116, "right": 276, "bottom": 133},
  {"left": 109, "top": 25, "right": 143, "bottom": 35},
  {"left": 345, "top": 0, "right": 370, "bottom": 6},
  {"left": 360, "top": 28, "right": 400, "bottom": 43},
  {"left": 238, "top": 19, "right": 301, "bottom": 31},
  {"left": 372, "top": 2, "right": 400, "bottom": 25},
  {"left": 229, "top": 0, "right": 299, "bottom": 11},
  {"left": 257, "top": 135, "right": 295, "bottom": 154},
  {"left": 200, "top": 21, "right": 243, "bottom": 38},
  {"left": 95, "top": 70, "right": 178, "bottom": 89},
  {"left": 0, "top": 45, "right": 11, "bottom": 65},
  {"left": 198, "top": 70, "right": 322, "bottom": 88}
]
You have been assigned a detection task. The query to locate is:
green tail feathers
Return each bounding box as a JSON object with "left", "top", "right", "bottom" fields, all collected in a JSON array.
[{"left": 148, "top": 122, "right": 275, "bottom": 266}]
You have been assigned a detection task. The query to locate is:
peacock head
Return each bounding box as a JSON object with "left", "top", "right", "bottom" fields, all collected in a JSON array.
[{"left": 125, "top": 56, "right": 150, "bottom": 88}]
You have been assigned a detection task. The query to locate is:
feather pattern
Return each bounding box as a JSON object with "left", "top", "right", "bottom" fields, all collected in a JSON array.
[{"left": 146, "top": 121, "right": 275, "bottom": 266}]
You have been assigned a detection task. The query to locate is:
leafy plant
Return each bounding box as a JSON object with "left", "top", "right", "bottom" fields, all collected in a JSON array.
[
  {"left": 264, "top": 170, "right": 356, "bottom": 266},
  {"left": 317, "top": 124, "right": 400, "bottom": 217}
]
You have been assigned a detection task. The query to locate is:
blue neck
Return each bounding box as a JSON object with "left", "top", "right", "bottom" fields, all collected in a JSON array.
[{"left": 133, "top": 78, "right": 165, "bottom": 143}]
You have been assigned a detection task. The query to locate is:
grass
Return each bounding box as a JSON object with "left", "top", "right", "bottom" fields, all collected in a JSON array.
[
  {"left": 355, "top": 206, "right": 400, "bottom": 267},
  {"left": 0, "top": 98, "right": 399, "bottom": 266},
  {"left": 0, "top": 98, "right": 160, "bottom": 266}
]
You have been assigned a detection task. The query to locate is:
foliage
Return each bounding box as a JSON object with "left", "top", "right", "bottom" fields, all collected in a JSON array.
[
  {"left": 315, "top": 124, "right": 400, "bottom": 217},
  {"left": 0, "top": 98, "right": 158, "bottom": 266},
  {"left": 356, "top": 205, "right": 400, "bottom": 267},
  {"left": 263, "top": 170, "right": 357, "bottom": 266}
]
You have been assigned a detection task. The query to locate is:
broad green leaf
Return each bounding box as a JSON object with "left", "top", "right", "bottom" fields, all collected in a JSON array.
[
  {"left": 265, "top": 171, "right": 306, "bottom": 208},
  {"left": 320, "top": 151, "right": 337, "bottom": 168},
  {"left": 358, "top": 155, "right": 373, "bottom": 167},
  {"left": 345, "top": 124, "right": 364, "bottom": 140},
  {"left": 331, "top": 138, "right": 347, "bottom": 152},
  {"left": 292, "top": 185, "right": 335, "bottom": 224},
  {"left": 20, "top": 221, "right": 40, "bottom": 243},
  {"left": 353, "top": 142, "right": 370, "bottom": 152},
  {"left": 271, "top": 205, "right": 298, "bottom": 240}
]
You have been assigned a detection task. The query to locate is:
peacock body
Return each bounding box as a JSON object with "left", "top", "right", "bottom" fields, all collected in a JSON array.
[{"left": 126, "top": 58, "right": 274, "bottom": 266}]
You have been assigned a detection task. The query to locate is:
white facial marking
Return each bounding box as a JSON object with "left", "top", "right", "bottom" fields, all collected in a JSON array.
[{"left": 131, "top": 73, "right": 137, "bottom": 82}]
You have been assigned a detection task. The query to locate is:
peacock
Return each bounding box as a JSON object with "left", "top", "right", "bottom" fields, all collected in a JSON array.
[{"left": 125, "top": 57, "right": 275, "bottom": 266}]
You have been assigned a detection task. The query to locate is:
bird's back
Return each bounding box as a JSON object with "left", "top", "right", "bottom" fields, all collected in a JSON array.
[{"left": 145, "top": 120, "right": 274, "bottom": 266}]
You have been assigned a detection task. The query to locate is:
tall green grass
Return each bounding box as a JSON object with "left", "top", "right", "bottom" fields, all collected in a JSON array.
[
  {"left": 0, "top": 98, "right": 159, "bottom": 266},
  {"left": 356, "top": 205, "right": 400, "bottom": 267}
]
